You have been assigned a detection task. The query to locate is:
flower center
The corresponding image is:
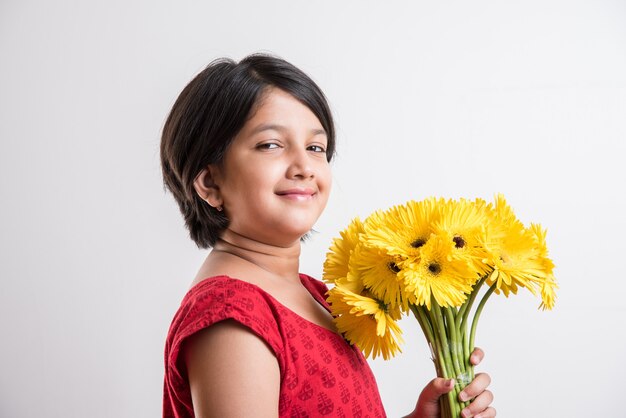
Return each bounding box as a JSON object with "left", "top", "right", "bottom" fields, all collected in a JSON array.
[
  {"left": 428, "top": 262, "right": 442, "bottom": 274},
  {"left": 377, "top": 299, "right": 389, "bottom": 313},
  {"left": 388, "top": 262, "right": 401, "bottom": 274},
  {"left": 453, "top": 235, "right": 466, "bottom": 249},
  {"left": 411, "top": 238, "right": 426, "bottom": 248}
]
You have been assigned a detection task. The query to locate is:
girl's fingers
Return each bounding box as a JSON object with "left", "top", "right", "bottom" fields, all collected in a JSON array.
[
  {"left": 422, "top": 377, "right": 455, "bottom": 400},
  {"left": 460, "top": 349, "right": 495, "bottom": 417},
  {"left": 458, "top": 372, "right": 491, "bottom": 402},
  {"left": 412, "top": 377, "right": 456, "bottom": 418},
  {"left": 470, "top": 347, "right": 484, "bottom": 366},
  {"left": 467, "top": 406, "right": 497, "bottom": 418},
  {"left": 460, "top": 390, "right": 494, "bottom": 418}
]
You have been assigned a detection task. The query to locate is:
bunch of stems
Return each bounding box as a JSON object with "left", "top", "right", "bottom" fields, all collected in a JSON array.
[{"left": 409, "top": 275, "right": 497, "bottom": 418}]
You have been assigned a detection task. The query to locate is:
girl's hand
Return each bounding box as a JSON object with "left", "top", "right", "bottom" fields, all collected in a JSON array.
[{"left": 406, "top": 348, "right": 496, "bottom": 418}]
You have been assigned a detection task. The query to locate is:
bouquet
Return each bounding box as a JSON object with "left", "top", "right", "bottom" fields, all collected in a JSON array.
[{"left": 323, "top": 195, "right": 557, "bottom": 418}]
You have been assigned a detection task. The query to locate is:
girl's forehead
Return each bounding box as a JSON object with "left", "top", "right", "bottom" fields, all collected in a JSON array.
[{"left": 240, "top": 89, "right": 325, "bottom": 135}]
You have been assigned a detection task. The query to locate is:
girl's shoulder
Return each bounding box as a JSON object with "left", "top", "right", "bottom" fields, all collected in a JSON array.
[
  {"left": 166, "top": 274, "right": 331, "bottom": 359},
  {"left": 175, "top": 275, "right": 283, "bottom": 329},
  {"left": 167, "top": 275, "right": 286, "bottom": 348},
  {"left": 164, "top": 275, "right": 287, "bottom": 384},
  {"left": 166, "top": 274, "right": 330, "bottom": 361},
  {"left": 163, "top": 275, "right": 286, "bottom": 417}
]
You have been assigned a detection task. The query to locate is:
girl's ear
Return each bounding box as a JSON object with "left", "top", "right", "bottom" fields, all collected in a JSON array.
[{"left": 193, "top": 166, "right": 223, "bottom": 210}]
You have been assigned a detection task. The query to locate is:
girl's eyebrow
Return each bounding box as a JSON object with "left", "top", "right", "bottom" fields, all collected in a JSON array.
[{"left": 251, "top": 123, "right": 326, "bottom": 137}]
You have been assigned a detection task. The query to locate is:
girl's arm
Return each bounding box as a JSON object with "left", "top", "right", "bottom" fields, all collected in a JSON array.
[{"left": 183, "top": 319, "right": 281, "bottom": 418}]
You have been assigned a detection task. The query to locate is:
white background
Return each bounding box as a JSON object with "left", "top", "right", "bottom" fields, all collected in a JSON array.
[{"left": 1, "top": 1, "right": 625, "bottom": 417}]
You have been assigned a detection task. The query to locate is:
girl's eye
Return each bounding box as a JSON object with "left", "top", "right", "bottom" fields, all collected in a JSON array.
[
  {"left": 256, "top": 142, "right": 280, "bottom": 150},
  {"left": 307, "top": 145, "right": 326, "bottom": 153}
]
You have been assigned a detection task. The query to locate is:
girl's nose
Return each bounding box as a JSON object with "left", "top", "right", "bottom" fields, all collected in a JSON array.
[{"left": 286, "top": 148, "right": 314, "bottom": 179}]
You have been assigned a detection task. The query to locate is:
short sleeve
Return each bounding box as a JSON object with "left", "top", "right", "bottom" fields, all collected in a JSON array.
[{"left": 163, "top": 277, "right": 286, "bottom": 418}]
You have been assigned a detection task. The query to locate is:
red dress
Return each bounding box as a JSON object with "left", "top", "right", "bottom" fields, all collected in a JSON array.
[{"left": 163, "top": 274, "right": 387, "bottom": 418}]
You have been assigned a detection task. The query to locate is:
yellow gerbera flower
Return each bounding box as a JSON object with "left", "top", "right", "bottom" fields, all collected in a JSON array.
[
  {"left": 482, "top": 210, "right": 551, "bottom": 298},
  {"left": 539, "top": 274, "right": 558, "bottom": 310},
  {"left": 400, "top": 235, "right": 477, "bottom": 309},
  {"left": 529, "top": 223, "right": 555, "bottom": 273},
  {"left": 491, "top": 193, "right": 524, "bottom": 230},
  {"left": 323, "top": 217, "right": 364, "bottom": 285},
  {"left": 529, "top": 223, "right": 558, "bottom": 310},
  {"left": 327, "top": 283, "right": 404, "bottom": 360},
  {"left": 362, "top": 198, "right": 442, "bottom": 259},
  {"left": 348, "top": 241, "right": 413, "bottom": 311},
  {"left": 432, "top": 198, "right": 491, "bottom": 276}
]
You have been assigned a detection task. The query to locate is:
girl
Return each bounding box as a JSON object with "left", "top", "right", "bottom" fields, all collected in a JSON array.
[{"left": 161, "top": 53, "right": 495, "bottom": 418}]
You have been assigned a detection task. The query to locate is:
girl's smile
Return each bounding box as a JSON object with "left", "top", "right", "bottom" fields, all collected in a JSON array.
[{"left": 276, "top": 187, "right": 316, "bottom": 201}]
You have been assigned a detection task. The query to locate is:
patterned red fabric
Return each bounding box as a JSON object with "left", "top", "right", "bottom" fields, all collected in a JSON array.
[{"left": 163, "top": 274, "right": 387, "bottom": 418}]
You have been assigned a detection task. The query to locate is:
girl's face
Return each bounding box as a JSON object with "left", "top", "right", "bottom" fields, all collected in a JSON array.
[{"left": 213, "top": 88, "right": 332, "bottom": 247}]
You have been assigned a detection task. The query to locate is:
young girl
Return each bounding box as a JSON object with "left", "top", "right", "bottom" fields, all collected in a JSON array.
[{"left": 161, "top": 53, "right": 495, "bottom": 418}]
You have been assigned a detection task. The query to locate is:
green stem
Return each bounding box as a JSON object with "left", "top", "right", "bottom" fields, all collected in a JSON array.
[
  {"left": 469, "top": 283, "right": 497, "bottom": 352},
  {"left": 410, "top": 304, "right": 435, "bottom": 347},
  {"left": 431, "top": 302, "right": 454, "bottom": 377},
  {"left": 422, "top": 305, "right": 447, "bottom": 377},
  {"left": 459, "top": 275, "right": 488, "bottom": 333},
  {"left": 430, "top": 301, "right": 461, "bottom": 417},
  {"left": 444, "top": 307, "right": 463, "bottom": 378},
  {"left": 440, "top": 397, "right": 450, "bottom": 418},
  {"left": 458, "top": 275, "right": 488, "bottom": 376}
]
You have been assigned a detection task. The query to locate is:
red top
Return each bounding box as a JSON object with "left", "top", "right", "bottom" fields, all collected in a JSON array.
[{"left": 163, "top": 274, "right": 386, "bottom": 418}]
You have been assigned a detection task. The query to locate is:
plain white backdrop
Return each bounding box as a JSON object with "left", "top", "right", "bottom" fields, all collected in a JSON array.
[{"left": 1, "top": 1, "right": 625, "bottom": 417}]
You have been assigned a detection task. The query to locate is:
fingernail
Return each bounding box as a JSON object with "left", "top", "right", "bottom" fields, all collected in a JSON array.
[
  {"left": 445, "top": 378, "right": 454, "bottom": 387},
  {"left": 459, "top": 391, "right": 469, "bottom": 401},
  {"left": 461, "top": 408, "right": 471, "bottom": 418}
]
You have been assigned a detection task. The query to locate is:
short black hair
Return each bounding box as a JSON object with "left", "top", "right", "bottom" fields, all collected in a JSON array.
[{"left": 160, "top": 53, "right": 336, "bottom": 248}]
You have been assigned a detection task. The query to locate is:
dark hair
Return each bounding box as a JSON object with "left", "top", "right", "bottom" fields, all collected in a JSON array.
[{"left": 160, "top": 53, "right": 336, "bottom": 249}]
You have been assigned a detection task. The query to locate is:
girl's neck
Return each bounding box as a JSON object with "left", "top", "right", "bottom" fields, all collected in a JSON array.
[{"left": 211, "top": 229, "right": 302, "bottom": 282}]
